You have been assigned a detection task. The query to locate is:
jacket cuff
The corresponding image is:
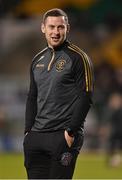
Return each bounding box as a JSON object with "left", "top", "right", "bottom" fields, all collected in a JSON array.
[
  {"left": 66, "top": 127, "right": 75, "bottom": 137},
  {"left": 24, "top": 129, "right": 31, "bottom": 135}
]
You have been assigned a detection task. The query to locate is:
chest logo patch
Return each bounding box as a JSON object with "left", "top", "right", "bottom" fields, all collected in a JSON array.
[{"left": 55, "top": 59, "right": 66, "bottom": 72}]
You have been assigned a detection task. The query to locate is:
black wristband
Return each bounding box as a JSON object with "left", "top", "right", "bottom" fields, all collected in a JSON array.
[{"left": 66, "top": 128, "right": 74, "bottom": 137}]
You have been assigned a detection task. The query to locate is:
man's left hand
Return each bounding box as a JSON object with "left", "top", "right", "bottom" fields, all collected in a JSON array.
[{"left": 64, "top": 130, "right": 74, "bottom": 148}]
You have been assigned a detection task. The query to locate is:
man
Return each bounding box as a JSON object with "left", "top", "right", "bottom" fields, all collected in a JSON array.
[{"left": 23, "top": 8, "right": 94, "bottom": 179}]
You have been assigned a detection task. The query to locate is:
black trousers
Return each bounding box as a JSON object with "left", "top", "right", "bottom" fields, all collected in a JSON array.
[{"left": 23, "top": 130, "right": 84, "bottom": 179}]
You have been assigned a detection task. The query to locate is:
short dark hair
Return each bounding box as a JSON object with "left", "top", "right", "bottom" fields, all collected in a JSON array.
[{"left": 42, "top": 8, "right": 69, "bottom": 24}]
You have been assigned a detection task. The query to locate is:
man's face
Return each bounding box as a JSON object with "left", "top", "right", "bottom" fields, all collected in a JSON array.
[{"left": 41, "top": 16, "right": 69, "bottom": 48}]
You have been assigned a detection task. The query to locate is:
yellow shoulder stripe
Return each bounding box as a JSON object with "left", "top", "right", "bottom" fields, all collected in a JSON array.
[
  {"left": 33, "top": 47, "right": 48, "bottom": 61},
  {"left": 68, "top": 44, "right": 93, "bottom": 92}
]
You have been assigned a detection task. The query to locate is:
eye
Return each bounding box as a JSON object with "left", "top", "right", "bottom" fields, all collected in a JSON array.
[
  {"left": 58, "top": 25, "right": 65, "bottom": 30},
  {"left": 48, "top": 25, "right": 55, "bottom": 30}
]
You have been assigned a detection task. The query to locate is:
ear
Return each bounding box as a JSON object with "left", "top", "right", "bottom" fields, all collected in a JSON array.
[
  {"left": 41, "top": 23, "right": 45, "bottom": 33},
  {"left": 67, "top": 24, "right": 70, "bottom": 33}
]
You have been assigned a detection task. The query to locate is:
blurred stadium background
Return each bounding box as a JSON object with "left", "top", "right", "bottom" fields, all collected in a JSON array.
[{"left": 0, "top": 0, "right": 122, "bottom": 178}]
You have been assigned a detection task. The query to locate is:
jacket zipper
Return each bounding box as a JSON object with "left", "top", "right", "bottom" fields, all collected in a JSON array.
[{"left": 47, "top": 49, "right": 55, "bottom": 71}]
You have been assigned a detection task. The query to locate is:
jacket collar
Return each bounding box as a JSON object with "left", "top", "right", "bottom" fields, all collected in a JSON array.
[{"left": 48, "top": 40, "right": 69, "bottom": 51}]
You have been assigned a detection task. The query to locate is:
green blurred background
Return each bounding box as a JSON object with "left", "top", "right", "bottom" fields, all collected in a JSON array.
[{"left": 0, "top": 0, "right": 122, "bottom": 179}]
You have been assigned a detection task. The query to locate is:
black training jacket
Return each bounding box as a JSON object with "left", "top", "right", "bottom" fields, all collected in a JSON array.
[{"left": 25, "top": 41, "right": 94, "bottom": 134}]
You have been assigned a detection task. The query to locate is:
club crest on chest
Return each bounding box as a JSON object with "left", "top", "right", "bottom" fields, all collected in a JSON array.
[{"left": 55, "top": 59, "right": 66, "bottom": 72}]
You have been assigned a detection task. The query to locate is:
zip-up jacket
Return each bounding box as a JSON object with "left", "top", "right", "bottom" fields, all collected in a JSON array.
[{"left": 25, "top": 41, "right": 94, "bottom": 134}]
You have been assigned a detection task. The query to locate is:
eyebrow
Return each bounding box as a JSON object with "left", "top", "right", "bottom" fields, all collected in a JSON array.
[{"left": 48, "top": 24, "right": 65, "bottom": 27}]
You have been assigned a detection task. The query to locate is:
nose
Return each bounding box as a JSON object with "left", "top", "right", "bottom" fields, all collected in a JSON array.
[{"left": 54, "top": 27, "right": 59, "bottom": 34}]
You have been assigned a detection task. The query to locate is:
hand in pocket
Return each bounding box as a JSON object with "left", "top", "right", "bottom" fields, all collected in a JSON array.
[{"left": 64, "top": 130, "right": 74, "bottom": 148}]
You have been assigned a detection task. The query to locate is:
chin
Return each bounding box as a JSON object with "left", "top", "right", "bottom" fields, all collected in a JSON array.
[
  {"left": 51, "top": 43, "right": 61, "bottom": 48},
  {"left": 52, "top": 41, "right": 63, "bottom": 47}
]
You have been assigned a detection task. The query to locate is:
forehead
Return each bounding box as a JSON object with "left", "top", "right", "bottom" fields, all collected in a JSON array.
[{"left": 45, "top": 16, "right": 67, "bottom": 25}]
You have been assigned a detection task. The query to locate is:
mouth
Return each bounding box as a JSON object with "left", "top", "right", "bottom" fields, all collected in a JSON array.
[{"left": 51, "top": 37, "right": 60, "bottom": 42}]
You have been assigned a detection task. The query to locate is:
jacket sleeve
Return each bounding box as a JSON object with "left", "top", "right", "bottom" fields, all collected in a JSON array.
[
  {"left": 67, "top": 52, "right": 94, "bottom": 135},
  {"left": 24, "top": 63, "right": 37, "bottom": 134}
]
